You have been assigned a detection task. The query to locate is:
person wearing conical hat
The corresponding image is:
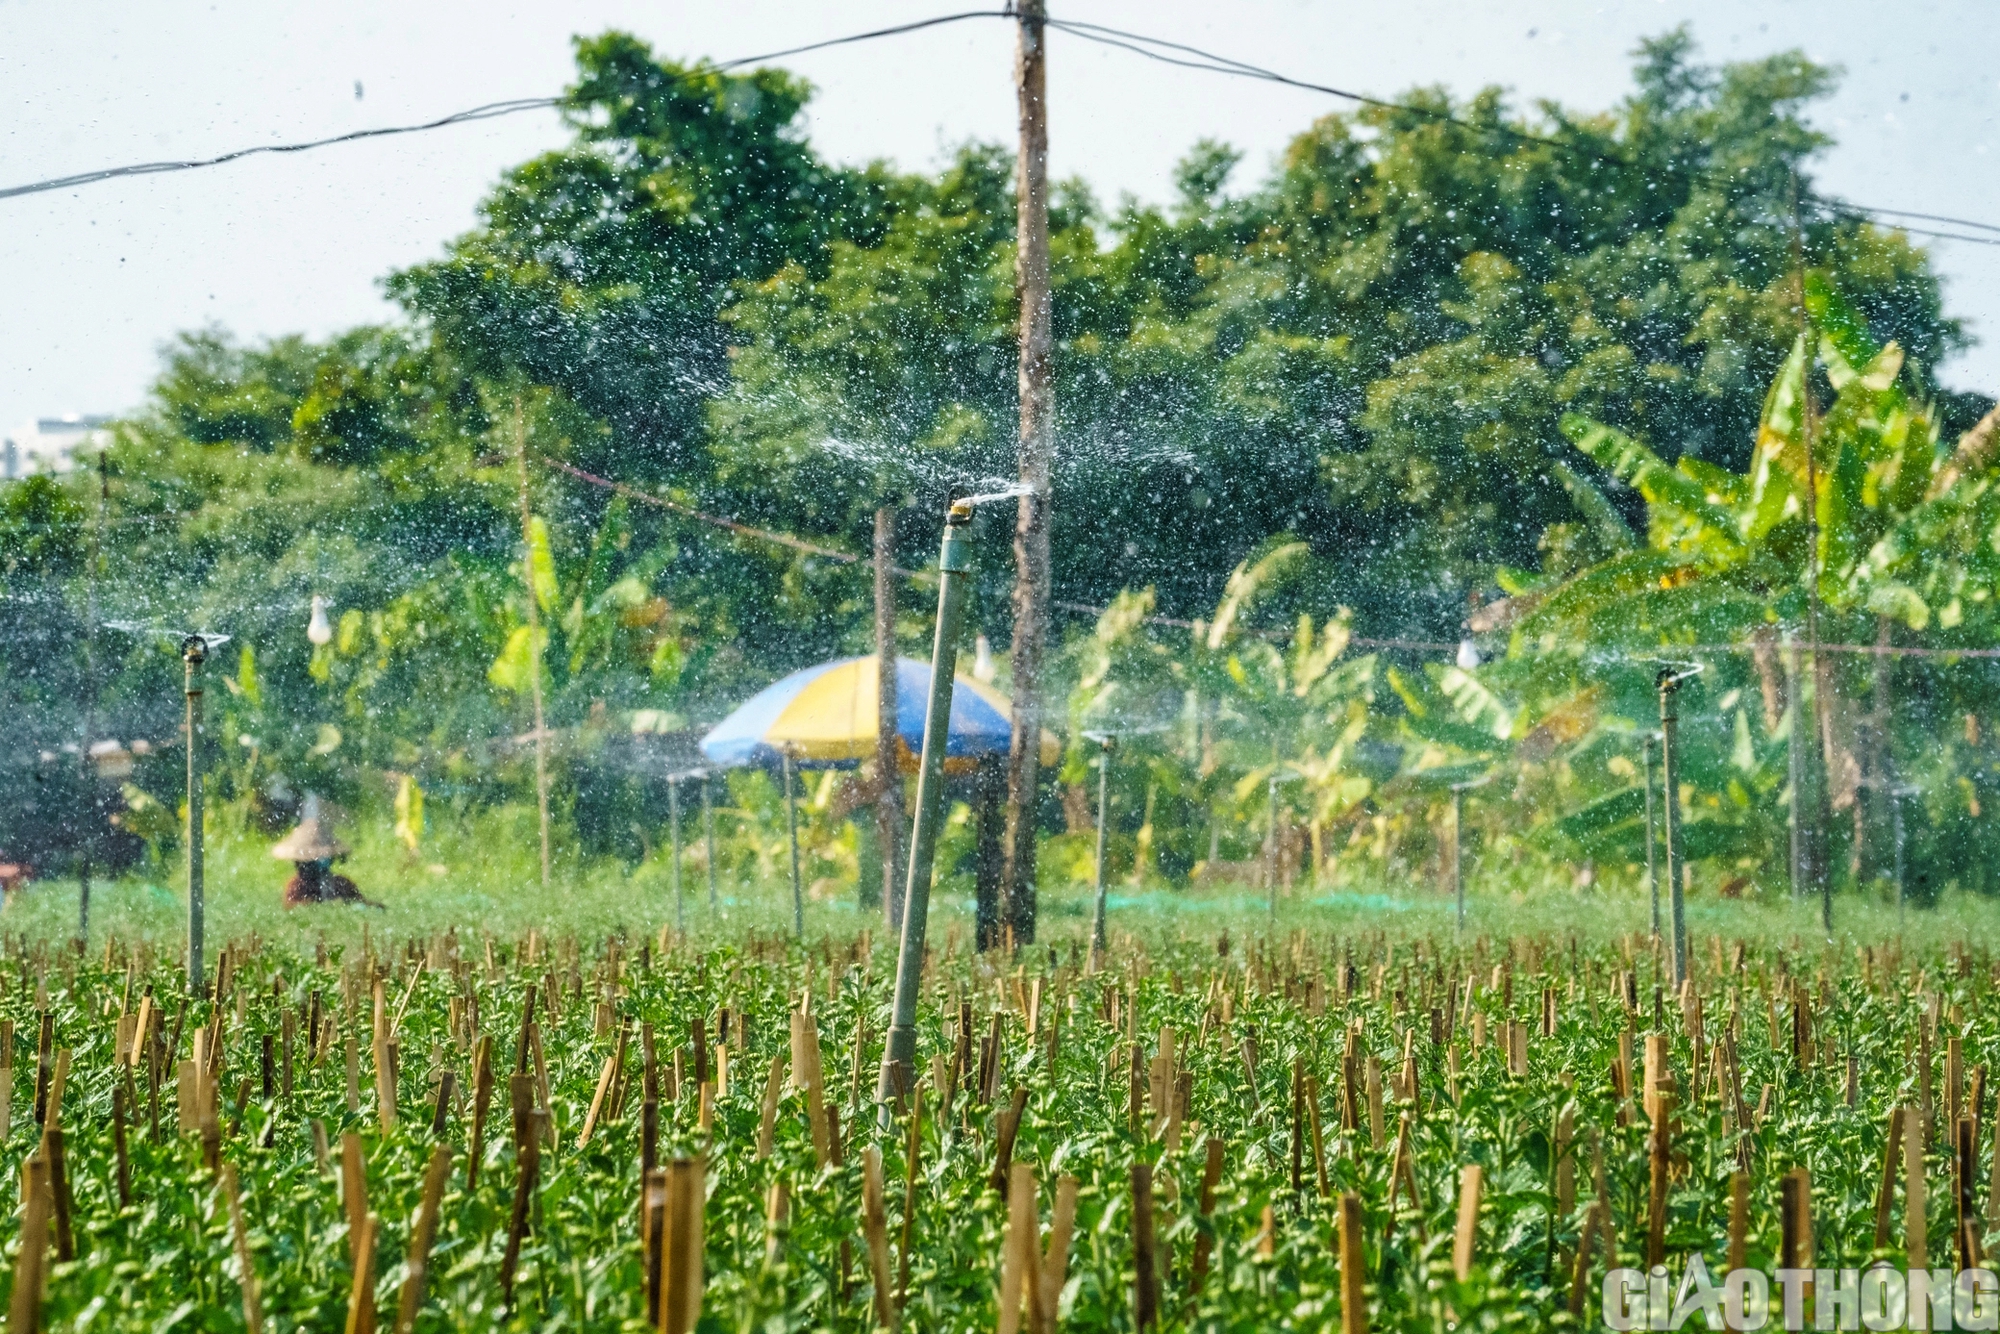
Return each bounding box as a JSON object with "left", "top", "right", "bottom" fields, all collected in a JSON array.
[{"left": 273, "top": 797, "right": 380, "bottom": 909}]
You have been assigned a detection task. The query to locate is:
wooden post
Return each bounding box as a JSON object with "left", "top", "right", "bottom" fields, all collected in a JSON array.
[
  {"left": 468, "top": 1035, "right": 493, "bottom": 1189},
  {"left": 1906, "top": 1104, "right": 1928, "bottom": 1269},
  {"left": 1191, "top": 1137, "right": 1225, "bottom": 1294},
  {"left": 222, "top": 1163, "right": 263, "bottom": 1334},
  {"left": 1453, "top": 1164, "right": 1483, "bottom": 1281},
  {"left": 862, "top": 1146, "right": 898, "bottom": 1330},
  {"left": 998, "top": 1160, "right": 1036, "bottom": 1334},
  {"left": 1727, "top": 1171, "right": 1750, "bottom": 1273},
  {"left": 345, "top": 1214, "right": 378, "bottom": 1334},
  {"left": 1646, "top": 1094, "right": 1672, "bottom": 1267},
  {"left": 11, "top": 1155, "right": 50, "bottom": 1334},
  {"left": 1338, "top": 1193, "right": 1368, "bottom": 1334},
  {"left": 660, "top": 1156, "right": 705, "bottom": 1334},
  {"left": 341, "top": 1132, "right": 368, "bottom": 1267},
  {"left": 1000, "top": 0, "right": 1054, "bottom": 947},
  {"left": 394, "top": 1145, "right": 453, "bottom": 1334},
  {"left": 1131, "top": 1163, "right": 1159, "bottom": 1330}
]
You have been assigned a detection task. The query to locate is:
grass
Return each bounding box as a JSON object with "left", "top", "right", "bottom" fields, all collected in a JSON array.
[{"left": 12, "top": 802, "right": 1999, "bottom": 959}]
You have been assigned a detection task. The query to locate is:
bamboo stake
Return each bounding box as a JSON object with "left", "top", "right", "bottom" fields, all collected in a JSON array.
[
  {"left": 222, "top": 1162, "right": 263, "bottom": 1334},
  {"left": 998, "top": 1160, "right": 1035, "bottom": 1334},
  {"left": 1875, "top": 1106, "right": 1905, "bottom": 1249},
  {"left": 342, "top": 1132, "right": 368, "bottom": 1267},
  {"left": 344, "top": 1214, "right": 377, "bottom": 1334},
  {"left": 990, "top": 1086, "right": 1029, "bottom": 1196},
  {"left": 1727, "top": 1170, "right": 1750, "bottom": 1272},
  {"left": 43, "top": 1127, "right": 73, "bottom": 1262},
  {"left": 468, "top": 1035, "right": 493, "bottom": 1189},
  {"left": 862, "top": 1146, "right": 898, "bottom": 1331},
  {"left": 1646, "top": 1094, "right": 1672, "bottom": 1267},
  {"left": 661, "top": 1156, "right": 705, "bottom": 1334},
  {"left": 756, "top": 1052, "right": 784, "bottom": 1162},
  {"left": 1191, "top": 1137, "right": 1225, "bottom": 1294},
  {"left": 1038, "top": 1174, "right": 1078, "bottom": 1334},
  {"left": 111, "top": 1084, "right": 131, "bottom": 1206},
  {"left": 898, "top": 1085, "right": 924, "bottom": 1307},
  {"left": 499, "top": 1105, "right": 540, "bottom": 1308},
  {"left": 1338, "top": 1192, "right": 1368, "bottom": 1334},
  {"left": 1452, "top": 1164, "right": 1482, "bottom": 1281},
  {"left": 394, "top": 1145, "right": 453, "bottom": 1334},
  {"left": 1906, "top": 1103, "right": 1928, "bottom": 1269},
  {"left": 11, "top": 1155, "right": 50, "bottom": 1334},
  {"left": 1132, "top": 1163, "right": 1159, "bottom": 1331}
]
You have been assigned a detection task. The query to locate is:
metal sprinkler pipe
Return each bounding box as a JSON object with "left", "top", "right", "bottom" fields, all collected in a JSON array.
[
  {"left": 783, "top": 749, "right": 802, "bottom": 939},
  {"left": 668, "top": 774, "right": 684, "bottom": 933},
  {"left": 1452, "top": 784, "right": 1465, "bottom": 934},
  {"left": 877, "top": 496, "right": 975, "bottom": 1108},
  {"left": 183, "top": 635, "right": 207, "bottom": 997},
  {"left": 702, "top": 771, "right": 718, "bottom": 911},
  {"left": 1449, "top": 777, "right": 1485, "bottom": 934},
  {"left": 1090, "top": 736, "right": 1113, "bottom": 963},
  {"left": 1642, "top": 733, "right": 1659, "bottom": 940},
  {"left": 1656, "top": 667, "right": 1696, "bottom": 988}
]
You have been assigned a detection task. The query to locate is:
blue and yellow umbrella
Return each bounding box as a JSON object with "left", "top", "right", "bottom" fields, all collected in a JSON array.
[{"left": 700, "top": 655, "right": 1057, "bottom": 772}]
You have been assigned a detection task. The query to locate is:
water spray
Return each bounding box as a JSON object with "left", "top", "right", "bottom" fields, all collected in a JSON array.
[{"left": 876, "top": 493, "right": 979, "bottom": 1109}]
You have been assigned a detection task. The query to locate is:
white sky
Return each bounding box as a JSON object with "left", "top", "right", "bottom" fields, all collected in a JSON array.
[{"left": 2, "top": 0, "right": 1993, "bottom": 442}]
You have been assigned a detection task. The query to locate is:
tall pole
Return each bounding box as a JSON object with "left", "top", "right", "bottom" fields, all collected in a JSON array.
[
  {"left": 1657, "top": 671, "right": 1689, "bottom": 989},
  {"left": 1893, "top": 785, "right": 1908, "bottom": 928},
  {"left": 78, "top": 450, "right": 107, "bottom": 954},
  {"left": 1642, "top": 734, "right": 1658, "bottom": 939},
  {"left": 877, "top": 499, "right": 975, "bottom": 1106},
  {"left": 783, "top": 750, "right": 802, "bottom": 940},
  {"left": 1785, "top": 634, "right": 1804, "bottom": 899},
  {"left": 1451, "top": 785, "right": 1465, "bottom": 934},
  {"left": 183, "top": 635, "right": 207, "bottom": 998},
  {"left": 874, "top": 505, "right": 904, "bottom": 930},
  {"left": 514, "top": 393, "right": 552, "bottom": 891},
  {"left": 703, "top": 771, "right": 718, "bottom": 911},
  {"left": 1089, "top": 739, "right": 1112, "bottom": 964},
  {"left": 1265, "top": 774, "right": 1281, "bottom": 921},
  {"left": 1792, "top": 176, "right": 1834, "bottom": 940},
  {"left": 1001, "top": 0, "right": 1054, "bottom": 950},
  {"left": 668, "top": 776, "right": 684, "bottom": 934}
]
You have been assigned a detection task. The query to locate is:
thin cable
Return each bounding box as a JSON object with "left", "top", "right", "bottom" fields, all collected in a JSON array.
[
  {"left": 0, "top": 99, "right": 560, "bottom": 201},
  {"left": 1048, "top": 17, "right": 2000, "bottom": 249},
  {"left": 0, "top": 11, "right": 1008, "bottom": 203}
]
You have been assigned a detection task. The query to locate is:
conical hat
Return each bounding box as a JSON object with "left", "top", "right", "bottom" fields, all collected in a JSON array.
[{"left": 271, "top": 814, "right": 348, "bottom": 861}]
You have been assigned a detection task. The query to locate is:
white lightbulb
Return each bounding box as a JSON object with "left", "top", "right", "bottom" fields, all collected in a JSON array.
[
  {"left": 973, "top": 633, "right": 996, "bottom": 682},
  {"left": 1456, "top": 636, "right": 1480, "bottom": 671},
  {"left": 307, "top": 595, "right": 333, "bottom": 646}
]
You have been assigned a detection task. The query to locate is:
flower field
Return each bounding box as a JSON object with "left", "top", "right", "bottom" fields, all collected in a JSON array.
[{"left": 0, "top": 924, "right": 1991, "bottom": 1332}]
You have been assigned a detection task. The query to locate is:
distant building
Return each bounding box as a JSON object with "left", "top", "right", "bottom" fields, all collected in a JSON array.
[{"left": 3, "top": 415, "right": 112, "bottom": 480}]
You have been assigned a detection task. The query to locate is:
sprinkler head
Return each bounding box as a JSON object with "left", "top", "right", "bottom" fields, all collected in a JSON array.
[
  {"left": 307, "top": 595, "right": 333, "bottom": 647},
  {"left": 182, "top": 634, "right": 207, "bottom": 666},
  {"left": 946, "top": 498, "right": 973, "bottom": 525}
]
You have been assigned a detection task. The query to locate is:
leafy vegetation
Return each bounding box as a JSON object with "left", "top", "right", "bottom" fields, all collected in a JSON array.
[{"left": 2, "top": 922, "right": 1993, "bottom": 1331}]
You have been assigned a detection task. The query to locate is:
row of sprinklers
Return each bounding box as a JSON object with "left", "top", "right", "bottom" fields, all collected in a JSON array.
[{"left": 108, "top": 483, "right": 1909, "bottom": 1020}]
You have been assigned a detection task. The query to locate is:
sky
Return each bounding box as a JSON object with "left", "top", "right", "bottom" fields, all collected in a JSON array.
[{"left": 1, "top": 0, "right": 1994, "bottom": 442}]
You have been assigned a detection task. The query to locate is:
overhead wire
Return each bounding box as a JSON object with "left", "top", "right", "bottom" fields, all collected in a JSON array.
[
  {"left": 1044, "top": 16, "right": 2000, "bottom": 248},
  {"left": 0, "top": 11, "right": 1009, "bottom": 203}
]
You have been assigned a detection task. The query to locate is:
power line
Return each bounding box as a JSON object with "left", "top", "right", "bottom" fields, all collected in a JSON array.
[
  {"left": 1047, "top": 17, "right": 2000, "bottom": 249},
  {"left": 0, "top": 11, "right": 1009, "bottom": 203}
]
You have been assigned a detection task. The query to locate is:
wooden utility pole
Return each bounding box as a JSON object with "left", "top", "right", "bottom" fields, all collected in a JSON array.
[
  {"left": 514, "top": 393, "right": 553, "bottom": 890},
  {"left": 873, "top": 505, "right": 904, "bottom": 930},
  {"left": 1001, "top": 0, "right": 1053, "bottom": 949}
]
